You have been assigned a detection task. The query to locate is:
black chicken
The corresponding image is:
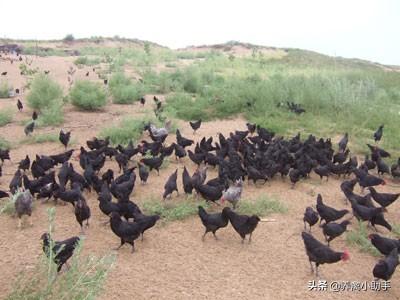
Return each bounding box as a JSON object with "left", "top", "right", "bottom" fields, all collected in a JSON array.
[
  {"left": 198, "top": 206, "right": 229, "bottom": 240},
  {"left": 138, "top": 162, "right": 149, "bottom": 184},
  {"left": 74, "top": 198, "right": 91, "bottom": 232},
  {"left": 374, "top": 125, "right": 384, "bottom": 143},
  {"left": 109, "top": 212, "right": 143, "bottom": 253},
  {"left": 18, "top": 155, "right": 30, "bottom": 171},
  {"left": 163, "top": 169, "right": 178, "bottom": 200},
  {"left": 189, "top": 120, "right": 201, "bottom": 134},
  {"left": 59, "top": 130, "right": 71, "bottom": 149},
  {"left": 303, "top": 207, "right": 319, "bottom": 232},
  {"left": 224, "top": 207, "right": 260, "bottom": 243},
  {"left": 369, "top": 234, "right": 400, "bottom": 256},
  {"left": 41, "top": 233, "right": 80, "bottom": 272},
  {"left": 368, "top": 187, "right": 399, "bottom": 208},
  {"left": 322, "top": 220, "right": 351, "bottom": 246},
  {"left": 373, "top": 248, "right": 399, "bottom": 281},
  {"left": 316, "top": 194, "right": 349, "bottom": 225},
  {"left": 302, "top": 231, "right": 350, "bottom": 277},
  {"left": 24, "top": 121, "right": 35, "bottom": 136},
  {"left": 182, "top": 166, "right": 193, "bottom": 195},
  {"left": 17, "top": 99, "right": 23, "bottom": 111}
]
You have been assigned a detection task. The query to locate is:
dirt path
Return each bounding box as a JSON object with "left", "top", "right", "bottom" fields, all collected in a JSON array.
[{"left": 0, "top": 56, "right": 399, "bottom": 300}]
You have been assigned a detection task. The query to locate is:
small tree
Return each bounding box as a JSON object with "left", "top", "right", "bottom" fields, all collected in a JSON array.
[{"left": 63, "top": 34, "right": 75, "bottom": 42}]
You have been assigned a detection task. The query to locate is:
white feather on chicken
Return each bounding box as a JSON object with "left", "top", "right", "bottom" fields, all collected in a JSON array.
[
  {"left": 221, "top": 179, "right": 243, "bottom": 209},
  {"left": 148, "top": 120, "right": 172, "bottom": 138},
  {"left": 14, "top": 190, "right": 33, "bottom": 228}
]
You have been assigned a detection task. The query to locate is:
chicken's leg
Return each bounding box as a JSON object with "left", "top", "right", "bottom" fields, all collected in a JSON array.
[
  {"left": 249, "top": 233, "right": 253, "bottom": 243},
  {"left": 212, "top": 232, "right": 218, "bottom": 240},
  {"left": 18, "top": 218, "right": 22, "bottom": 229},
  {"left": 309, "top": 260, "right": 314, "bottom": 274},
  {"left": 114, "top": 240, "right": 125, "bottom": 251}
]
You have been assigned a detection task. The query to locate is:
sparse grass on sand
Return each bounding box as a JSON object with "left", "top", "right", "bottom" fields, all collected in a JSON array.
[
  {"left": 0, "top": 108, "right": 13, "bottom": 126},
  {"left": 236, "top": 196, "right": 288, "bottom": 216},
  {"left": 346, "top": 221, "right": 380, "bottom": 257},
  {"left": 20, "top": 133, "right": 59, "bottom": 144},
  {"left": 5, "top": 208, "right": 115, "bottom": 300},
  {"left": 142, "top": 196, "right": 209, "bottom": 223}
]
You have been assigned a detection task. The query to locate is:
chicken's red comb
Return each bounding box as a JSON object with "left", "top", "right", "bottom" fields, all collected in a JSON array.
[
  {"left": 342, "top": 249, "right": 350, "bottom": 261},
  {"left": 381, "top": 181, "right": 386, "bottom": 186}
]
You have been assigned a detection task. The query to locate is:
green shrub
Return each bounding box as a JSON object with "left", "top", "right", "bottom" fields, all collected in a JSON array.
[
  {"left": 63, "top": 34, "right": 75, "bottom": 42},
  {"left": 37, "top": 102, "right": 64, "bottom": 126},
  {"left": 100, "top": 116, "right": 159, "bottom": 145},
  {"left": 109, "top": 73, "right": 143, "bottom": 104},
  {"left": 26, "top": 75, "right": 63, "bottom": 111},
  {"left": 69, "top": 80, "right": 107, "bottom": 110},
  {"left": 0, "top": 80, "right": 11, "bottom": 98},
  {"left": 0, "top": 108, "right": 13, "bottom": 126}
]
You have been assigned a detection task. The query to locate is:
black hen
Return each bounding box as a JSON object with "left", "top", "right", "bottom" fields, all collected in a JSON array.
[
  {"left": 163, "top": 169, "right": 178, "bottom": 200},
  {"left": 41, "top": 233, "right": 80, "bottom": 272},
  {"left": 316, "top": 194, "right": 349, "bottom": 225},
  {"left": 302, "top": 231, "right": 350, "bottom": 277},
  {"left": 374, "top": 125, "right": 384, "bottom": 143},
  {"left": 198, "top": 206, "right": 229, "bottom": 240},
  {"left": 189, "top": 120, "right": 201, "bottom": 134},
  {"left": 373, "top": 248, "right": 398, "bottom": 281},
  {"left": 109, "top": 212, "right": 143, "bottom": 253},
  {"left": 303, "top": 207, "right": 319, "bottom": 232},
  {"left": 59, "top": 130, "right": 71, "bottom": 149},
  {"left": 369, "top": 234, "right": 400, "bottom": 256},
  {"left": 224, "top": 207, "right": 260, "bottom": 243}
]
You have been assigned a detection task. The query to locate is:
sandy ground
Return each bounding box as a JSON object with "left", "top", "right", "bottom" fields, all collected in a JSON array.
[{"left": 0, "top": 55, "right": 400, "bottom": 300}]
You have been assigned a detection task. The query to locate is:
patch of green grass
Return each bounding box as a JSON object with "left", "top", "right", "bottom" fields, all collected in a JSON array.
[
  {"left": 74, "top": 56, "right": 101, "bottom": 66},
  {"left": 236, "top": 196, "right": 287, "bottom": 216},
  {"left": 69, "top": 80, "right": 107, "bottom": 110},
  {"left": 346, "top": 221, "right": 380, "bottom": 257},
  {"left": 36, "top": 102, "right": 64, "bottom": 126},
  {"left": 109, "top": 73, "right": 144, "bottom": 104},
  {"left": 391, "top": 223, "right": 400, "bottom": 238},
  {"left": 0, "top": 80, "right": 11, "bottom": 98},
  {"left": 26, "top": 74, "right": 63, "bottom": 111},
  {"left": 5, "top": 208, "right": 115, "bottom": 300},
  {"left": 100, "top": 115, "right": 161, "bottom": 145},
  {"left": 142, "top": 197, "right": 209, "bottom": 222},
  {"left": 0, "top": 108, "right": 13, "bottom": 126},
  {"left": 21, "top": 133, "right": 59, "bottom": 144},
  {"left": 0, "top": 137, "right": 11, "bottom": 149}
]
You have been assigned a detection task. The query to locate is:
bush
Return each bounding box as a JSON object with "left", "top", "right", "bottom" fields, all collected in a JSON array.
[
  {"left": 26, "top": 75, "right": 63, "bottom": 111},
  {"left": 0, "top": 108, "right": 13, "bottom": 126},
  {"left": 63, "top": 34, "right": 75, "bottom": 42},
  {"left": 109, "top": 73, "right": 143, "bottom": 104},
  {"left": 5, "top": 208, "right": 115, "bottom": 300},
  {"left": 0, "top": 80, "right": 11, "bottom": 98},
  {"left": 69, "top": 81, "right": 107, "bottom": 110},
  {"left": 36, "top": 102, "right": 64, "bottom": 126},
  {"left": 100, "top": 116, "right": 158, "bottom": 145}
]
